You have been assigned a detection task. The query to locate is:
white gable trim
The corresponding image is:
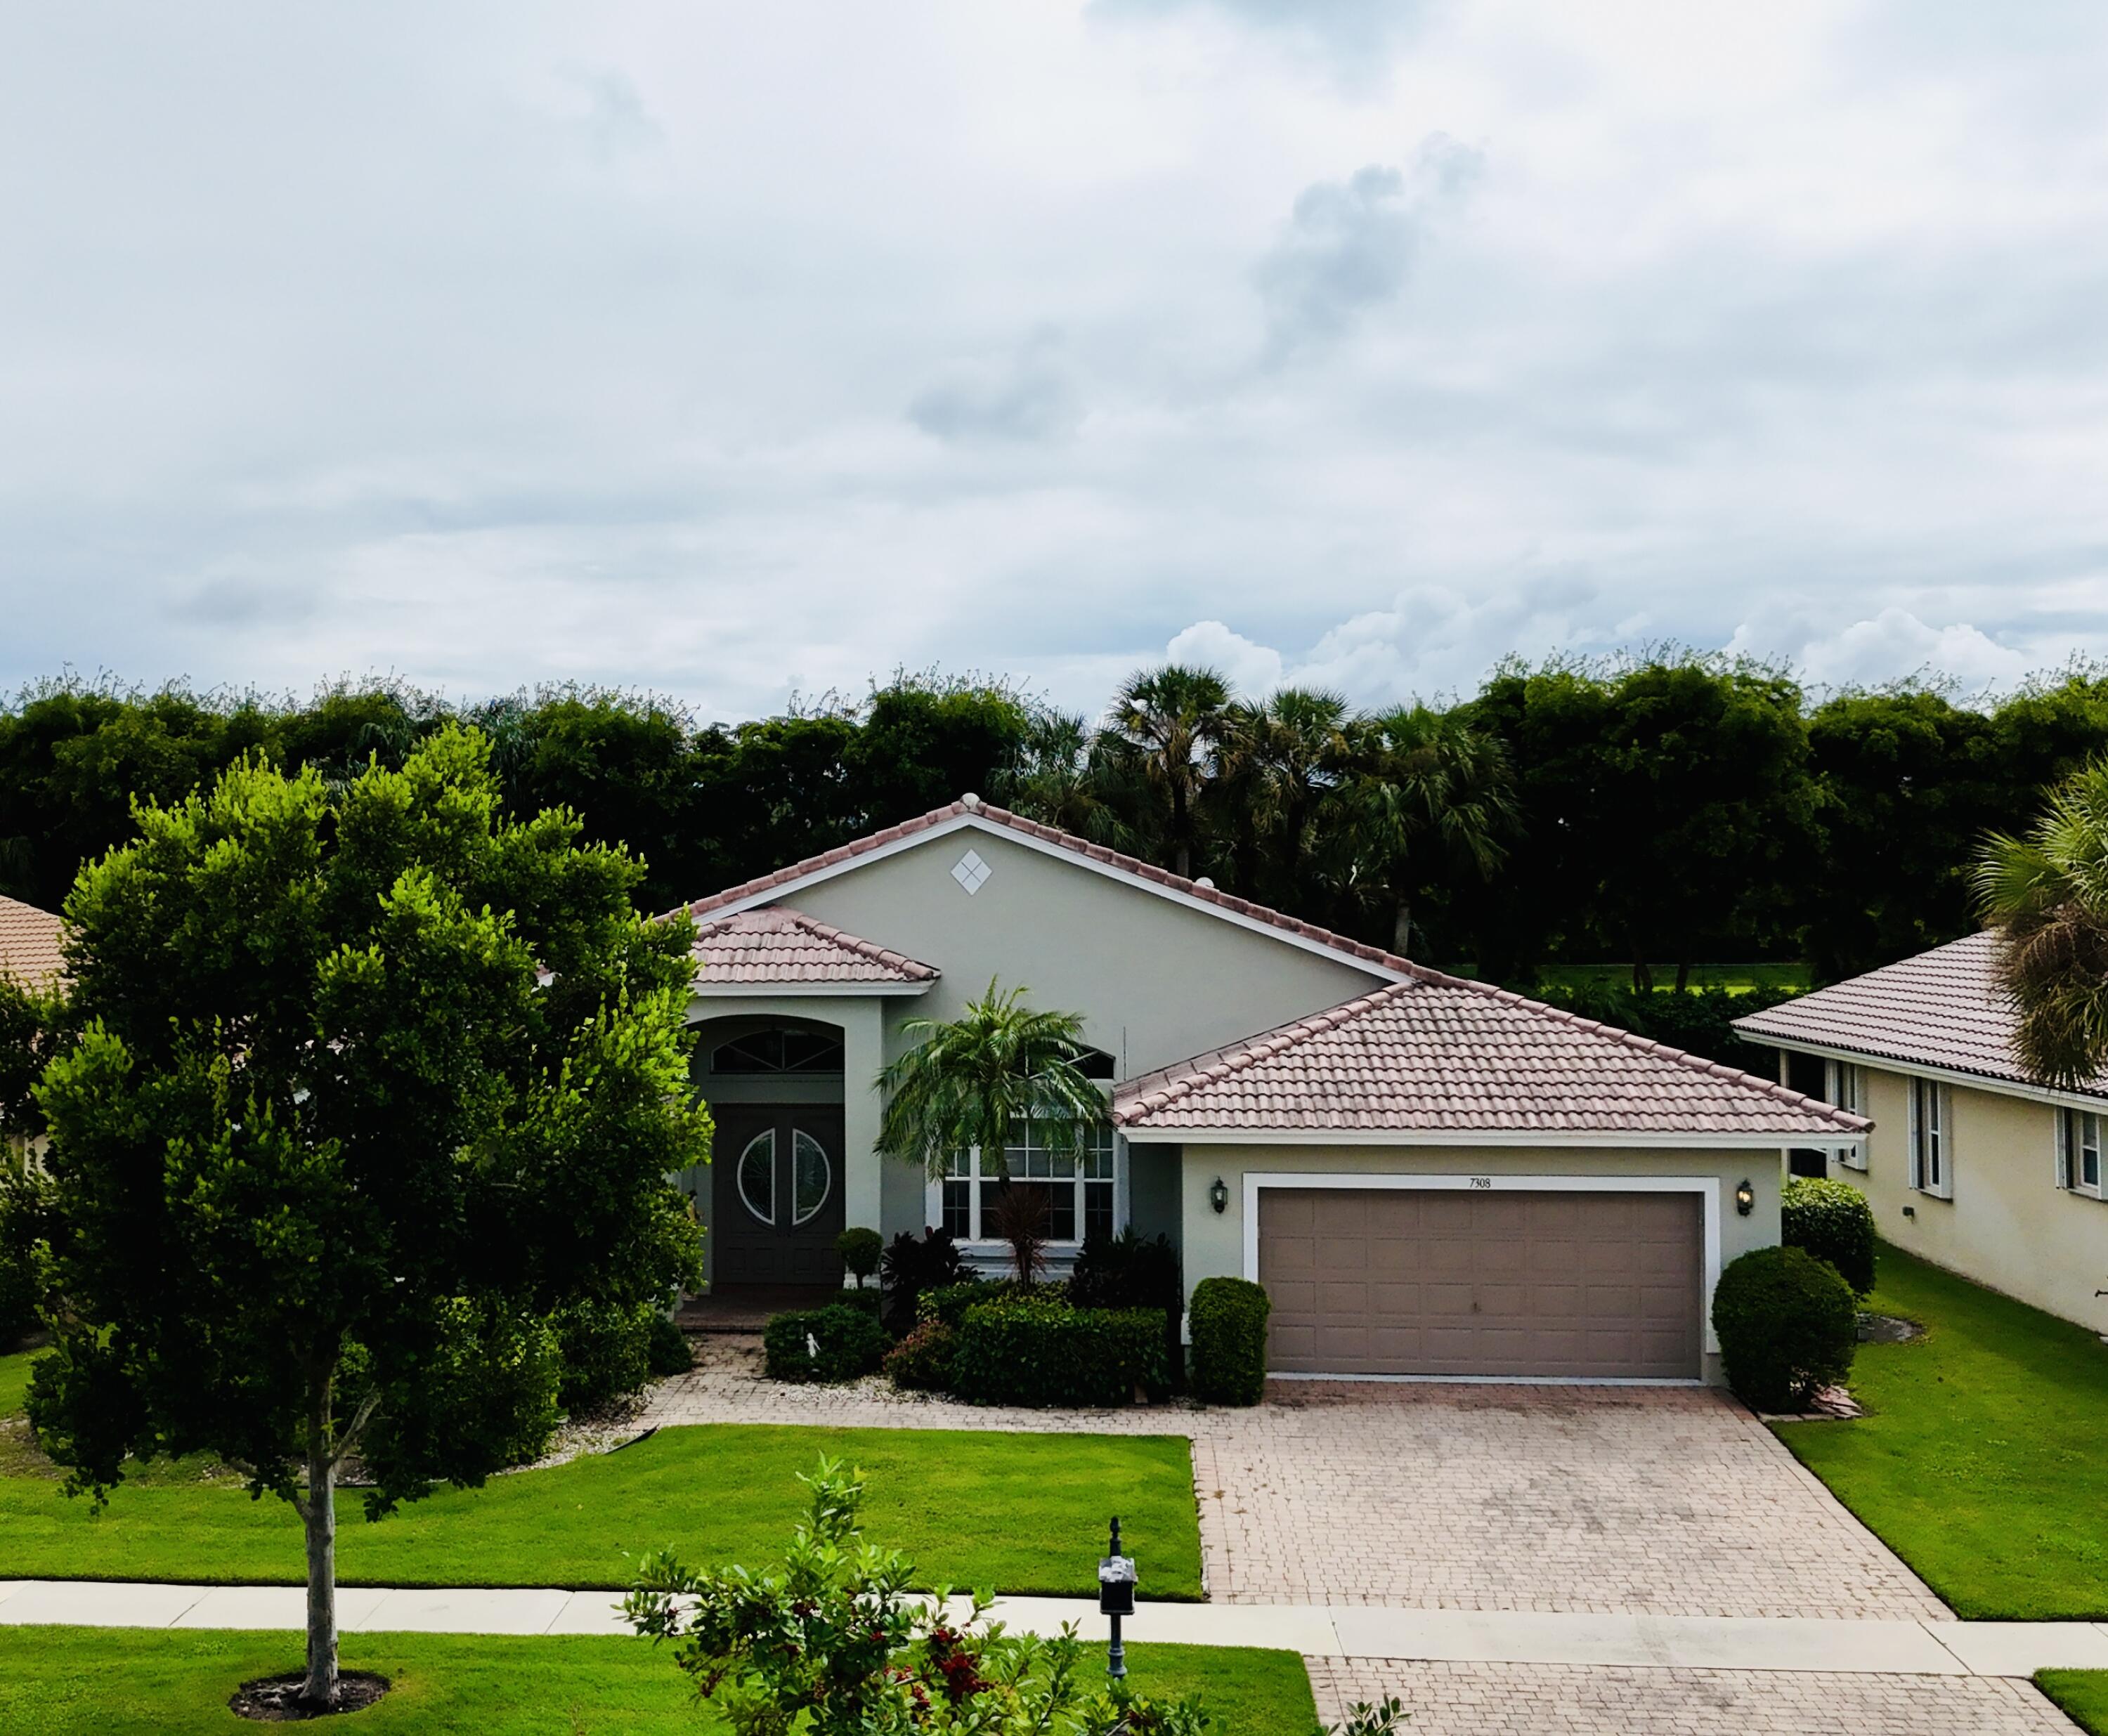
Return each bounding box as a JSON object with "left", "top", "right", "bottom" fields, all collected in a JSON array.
[{"left": 703, "top": 811, "right": 1407, "bottom": 987}]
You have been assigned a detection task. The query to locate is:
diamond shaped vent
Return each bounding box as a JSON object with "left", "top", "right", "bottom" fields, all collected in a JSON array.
[{"left": 951, "top": 849, "right": 991, "bottom": 895}]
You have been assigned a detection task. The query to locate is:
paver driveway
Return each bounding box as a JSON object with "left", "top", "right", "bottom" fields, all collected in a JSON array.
[{"left": 643, "top": 1339, "right": 1944, "bottom": 1619}]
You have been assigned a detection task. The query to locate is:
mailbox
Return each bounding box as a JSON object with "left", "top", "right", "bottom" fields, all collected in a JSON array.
[{"left": 1098, "top": 1551, "right": 1138, "bottom": 1617}]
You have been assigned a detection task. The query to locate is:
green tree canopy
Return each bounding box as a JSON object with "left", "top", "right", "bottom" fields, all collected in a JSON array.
[{"left": 8, "top": 725, "right": 709, "bottom": 1709}]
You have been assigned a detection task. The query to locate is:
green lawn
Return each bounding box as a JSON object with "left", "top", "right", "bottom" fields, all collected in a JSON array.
[
  {"left": 0, "top": 1355, "right": 1202, "bottom": 1600},
  {"left": 0, "top": 1629, "right": 1318, "bottom": 1735},
  {"left": 2038, "top": 1671, "right": 2108, "bottom": 1732},
  {"left": 1776, "top": 1243, "right": 2108, "bottom": 1619}
]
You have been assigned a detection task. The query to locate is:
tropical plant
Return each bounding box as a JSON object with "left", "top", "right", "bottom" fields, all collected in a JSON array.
[
  {"left": 1218, "top": 688, "right": 1354, "bottom": 905},
  {"left": 986, "top": 1182, "right": 1050, "bottom": 1287},
  {"left": 624, "top": 1456, "right": 1209, "bottom": 1734},
  {"left": 8, "top": 727, "right": 710, "bottom": 1711},
  {"left": 875, "top": 980, "right": 1107, "bottom": 1181},
  {"left": 1976, "top": 756, "right": 2108, "bottom": 1088},
  {"left": 1342, "top": 704, "right": 1518, "bottom": 956},
  {"left": 1102, "top": 665, "right": 1232, "bottom": 879},
  {"left": 879, "top": 1227, "right": 970, "bottom": 1335}
]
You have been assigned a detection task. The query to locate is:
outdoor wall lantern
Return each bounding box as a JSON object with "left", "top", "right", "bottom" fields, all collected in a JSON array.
[
  {"left": 1209, "top": 1177, "right": 1229, "bottom": 1215},
  {"left": 1735, "top": 1178, "right": 1755, "bottom": 1217}
]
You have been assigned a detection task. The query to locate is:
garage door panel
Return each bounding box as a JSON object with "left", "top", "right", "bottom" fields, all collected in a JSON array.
[{"left": 1258, "top": 1186, "right": 1702, "bottom": 1380}]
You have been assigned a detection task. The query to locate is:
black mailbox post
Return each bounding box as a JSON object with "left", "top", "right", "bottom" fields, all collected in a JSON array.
[{"left": 1098, "top": 1515, "right": 1138, "bottom": 1678}]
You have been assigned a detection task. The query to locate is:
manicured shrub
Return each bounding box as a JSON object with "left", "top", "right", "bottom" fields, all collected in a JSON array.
[
  {"left": 837, "top": 1286, "right": 885, "bottom": 1323},
  {"left": 836, "top": 1227, "right": 884, "bottom": 1289},
  {"left": 553, "top": 1297, "right": 655, "bottom": 1413},
  {"left": 644, "top": 1311, "right": 693, "bottom": 1378},
  {"left": 879, "top": 1227, "right": 969, "bottom": 1335},
  {"left": 1188, "top": 1277, "right": 1270, "bottom": 1407},
  {"left": 949, "top": 1297, "right": 1166, "bottom": 1407},
  {"left": 883, "top": 1319, "right": 957, "bottom": 1392},
  {"left": 762, "top": 1304, "right": 889, "bottom": 1384},
  {"left": 1710, "top": 1245, "right": 1857, "bottom": 1412},
  {"left": 917, "top": 1277, "right": 993, "bottom": 1329},
  {"left": 1782, "top": 1175, "right": 1876, "bottom": 1296},
  {"left": 0, "top": 1156, "right": 53, "bottom": 1350},
  {"left": 1071, "top": 1228, "right": 1183, "bottom": 1385}
]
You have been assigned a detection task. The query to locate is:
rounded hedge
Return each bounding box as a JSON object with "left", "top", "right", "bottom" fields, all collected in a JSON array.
[
  {"left": 762, "top": 1303, "right": 889, "bottom": 1384},
  {"left": 1781, "top": 1175, "right": 1876, "bottom": 1297},
  {"left": 836, "top": 1227, "right": 884, "bottom": 1286},
  {"left": 949, "top": 1298, "right": 1166, "bottom": 1407},
  {"left": 883, "top": 1319, "right": 957, "bottom": 1392},
  {"left": 1188, "top": 1277, "right": 1270, "bottom": 1407},
  {"left": 1710, "top": 1246, "right": 1856, "bottom": 1413}
]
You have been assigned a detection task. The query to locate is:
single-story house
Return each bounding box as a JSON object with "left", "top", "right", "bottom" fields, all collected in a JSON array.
[
  {"left": 1735, "top": 932, "right": 2108, "bottom": 1331},
  {"left": 671, "top": 796, "right": 1866, "bottom": 1385}
]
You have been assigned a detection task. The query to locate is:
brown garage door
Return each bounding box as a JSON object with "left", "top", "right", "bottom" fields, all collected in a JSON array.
[{"left": 1258, "top": 1187, "right": 1702, "bottom": 1380}]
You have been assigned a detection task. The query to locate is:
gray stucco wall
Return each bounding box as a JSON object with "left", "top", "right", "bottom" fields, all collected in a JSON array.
[{"left": 788, "top": 822, "right": 1388, "bottom": 1081}]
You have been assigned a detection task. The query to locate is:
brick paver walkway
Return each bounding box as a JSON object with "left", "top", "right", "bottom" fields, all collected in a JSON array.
[
  {"left": 642, "top": 1338, "right": 1945, "bottom": 1619},
  {"left": 1306, "top": 1659, "right": 2074, "bottom": 1735}
]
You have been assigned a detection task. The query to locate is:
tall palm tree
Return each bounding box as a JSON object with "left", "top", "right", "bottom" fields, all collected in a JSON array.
[
  {"left": 1102, "top": 665, "right": 1231, "bottom": 879},
  {"left": 999, "top": 708, "right": 1111, "bottom": 841},
  {"left": 875, "top": 979, "right": 1107, "bottom": 1181},
  {"left": 1343, "top": 705, "right": 1521, "bottom": 956},
  {"left": 1218, "top": 688, "right": 1354, "bottom": 903},
  {"left": 1975, "top": 757, "right": 2108, "bottom": 1088}
]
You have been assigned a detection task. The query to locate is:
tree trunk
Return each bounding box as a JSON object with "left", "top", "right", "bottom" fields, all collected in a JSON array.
[
  {"left": 1392, "top": 901, "right": 1412, "bottom": 958},
  {"left": 1674, "top": 958, "right": 1692, "bottom": 993},
  {"left": 301, "top": 1383, "right": 339, "bottom": 1709},
  {"left": 1631, "top": 958, "right": 1653, "bottom": 995}
]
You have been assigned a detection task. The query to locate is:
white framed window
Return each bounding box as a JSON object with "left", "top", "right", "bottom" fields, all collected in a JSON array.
[
  {"left": 2059, "top": 1109, "right": 2105, "bottom": 1199},
  {"left": 1908, "top": 1078, "right": 1953, "bottom": 1199},
  {"left": 1826, "top": 1060, "right": 1866, "bottom": 1171},
  {"left": 936, "top": 1121, "right": 1121, "bottom": 1248}
]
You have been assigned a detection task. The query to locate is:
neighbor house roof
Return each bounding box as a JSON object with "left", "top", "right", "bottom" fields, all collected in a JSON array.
[
  {"left": 1731, "top": 930, "right": 2108, "bottom": 1102},
  {"left": 676, "top": 795, "right": 1414, "bottom": 983},
  {"left": 1115, "top": 976, "right": 1871, "bottom": 1140},
  {"left": 0, "top": 894, "right": 63, "bottom": 992},
  {"left": 689, "top": 906, "right": 939, "bottom": 987}
]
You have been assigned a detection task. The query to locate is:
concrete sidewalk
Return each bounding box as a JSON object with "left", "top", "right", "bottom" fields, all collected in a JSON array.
[{"left": 7, "top": 1580, "right": 2108, "bottom": 1680}]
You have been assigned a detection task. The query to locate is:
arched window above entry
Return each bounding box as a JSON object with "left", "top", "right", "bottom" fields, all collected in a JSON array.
[{"left": 713, "top": 1029, "right": 845, "bottom": 1076}]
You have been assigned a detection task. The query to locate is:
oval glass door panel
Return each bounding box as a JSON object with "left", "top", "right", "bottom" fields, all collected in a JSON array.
[
  {"left": 737, "top": 1130, "right": 776, "bottom": 1225},
  {"left": 792, "top": 1130, "right": 832, "bottom": 1227}
]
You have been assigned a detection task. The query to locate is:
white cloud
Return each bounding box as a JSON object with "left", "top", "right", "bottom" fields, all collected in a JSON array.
[
  {"left": 1164, "top": 619, "right": 1284, "bottom": 696},
  {"left": 0, "top": 0, "right": 2105, "bottom": 716},
  {"left": 1730, "top": 607, "right": 2040, "bottom": 696}
]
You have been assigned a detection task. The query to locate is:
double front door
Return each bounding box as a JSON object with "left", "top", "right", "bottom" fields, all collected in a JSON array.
[{"left": 711, "top": 1104, "right": 847, "bottom": 1286}]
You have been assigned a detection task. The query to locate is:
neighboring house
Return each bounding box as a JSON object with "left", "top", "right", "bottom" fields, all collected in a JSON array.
[
  {"left": 672, "top": 796, "right": 1865, "bottom": 1385},
  {"left": 0, "top": 893, "right": 63, "bottom": 996},
  {"left": 0, "top": 892, "right": 63, "bottom": 1166},
  {"left": 1735, "top": 932, "right": 2108, "bottom": 1331}
]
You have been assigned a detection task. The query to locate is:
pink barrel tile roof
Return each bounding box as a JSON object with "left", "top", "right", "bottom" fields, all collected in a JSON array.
[
  {"left": 690, "top": 906, "right": 939, "bottom": 985},
  {"left": 673, "top": 795, "right": 1415, "bottom": 981},
  {"left": 1732, "top": 929, "right": 2107, "bottom": 1102},
  {"left": 1114, "top": 976, "right": 1870, "bottom": 1137},
  {"left": 0, "top": 893, "right": 63, "bottom": 991}
]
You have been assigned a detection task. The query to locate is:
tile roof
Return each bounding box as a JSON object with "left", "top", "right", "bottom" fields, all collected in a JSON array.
[
  {"left": 1732, "top": 929, "right": 2106, "bottom": 1102},
  {"left": 689, "top": 906, "right": 939, "bottom": 985},
  {"left": 1115, "top": 977, "right": 1870, "bottom": 1138},
  {"left": 676, "top": 795, "right": 1415, "bottom": 981},
  {"left": 0, "top": 893, "right": 63, "bottom": 991}
]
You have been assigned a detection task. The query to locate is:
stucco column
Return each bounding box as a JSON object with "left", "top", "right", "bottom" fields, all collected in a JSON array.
[{"left": 840, "top": 997, "right": 886, "bottom": 1234}]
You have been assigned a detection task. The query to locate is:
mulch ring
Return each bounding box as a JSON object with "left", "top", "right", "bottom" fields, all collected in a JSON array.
[{"left": 229, "top": 1672, "right": 391, "bottom": 1721}]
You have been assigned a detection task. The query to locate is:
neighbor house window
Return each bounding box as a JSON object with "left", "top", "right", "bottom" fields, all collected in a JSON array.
[
  {"left": 939, "top": 1121, "right": 1119, "bottom": 1247},
  {"left": 1908, "top": 1078, "right": 1952, "bottom": 1199},
  {"left": 1826, "top": 1060, "right": 1867, "bottom": 1171},
  {"left": 2060, "top": 1109, "right": 2105, "bottom": 1199}
]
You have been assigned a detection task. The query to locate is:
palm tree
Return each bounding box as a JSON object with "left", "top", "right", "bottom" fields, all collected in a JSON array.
[
  {"left": 1343, "top": 705, "right": 1521, "bottom": 957},
  {"left": 1217, "top": 688, "right": 1354, "bottom": 904},
  {"left": 1000, "top": 709, "right": 1111, "bottom": 841},
  {"left": 875, "top": 979, "right": 1107, "bottom": 1182},
  {"left": 1975, "top": 757, "right": 2108, "bottom": 1088},
  {"left": 1102, "top": 665, "right": 1231, "bottom": 880}
]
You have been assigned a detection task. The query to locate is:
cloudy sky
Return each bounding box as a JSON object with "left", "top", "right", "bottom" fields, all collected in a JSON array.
[{"left": 2, "top": 1, "right": 2104, "bottom": 721}]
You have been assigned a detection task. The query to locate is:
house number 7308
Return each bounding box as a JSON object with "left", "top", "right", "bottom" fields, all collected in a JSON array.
[{"left": 1467, "top": 1176, "right": 1493, "bottom": 1189}]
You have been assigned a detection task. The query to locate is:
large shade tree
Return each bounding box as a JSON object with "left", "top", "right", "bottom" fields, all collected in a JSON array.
[
  {"left": 1977, "top": 756, "right": 2108, "bottom": 1088},
  {"left": 7, "top": 726, "right": 709, "bottom": 1710}
]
